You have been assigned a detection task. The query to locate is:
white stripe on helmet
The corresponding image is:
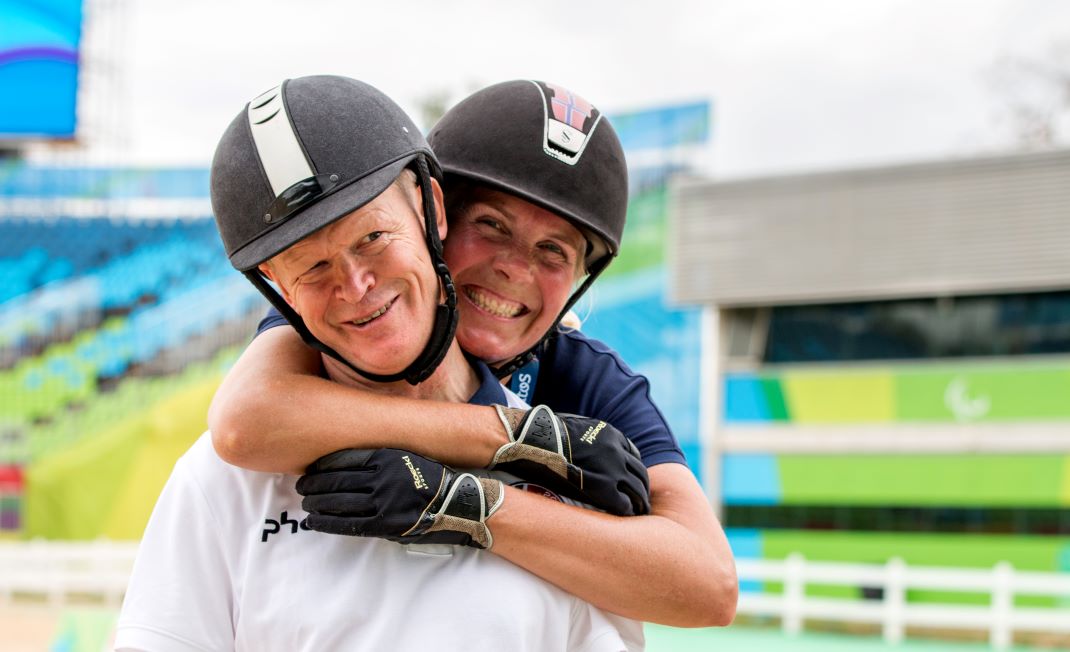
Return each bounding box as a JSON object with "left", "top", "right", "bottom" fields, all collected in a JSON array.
[{"left": 247, "top": 83, "right": 315, "bottom": 197}]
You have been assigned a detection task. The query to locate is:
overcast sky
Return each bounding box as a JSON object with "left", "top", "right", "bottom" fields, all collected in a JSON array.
[{"left": 66, "top": 0, "right": 1070, "bottom": 179}]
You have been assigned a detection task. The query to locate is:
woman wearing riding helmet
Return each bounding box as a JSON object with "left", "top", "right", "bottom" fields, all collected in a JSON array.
[{"left": 209, "top": 80, "right": 737, "bottom": 627}]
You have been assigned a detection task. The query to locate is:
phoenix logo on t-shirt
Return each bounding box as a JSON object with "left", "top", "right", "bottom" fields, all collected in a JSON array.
[{"left": 261, "top": 510, "right": 310, "bottom": 542}]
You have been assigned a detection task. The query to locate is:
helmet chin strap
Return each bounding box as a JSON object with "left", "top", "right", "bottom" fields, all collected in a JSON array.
[
  {"left": 490, "top": 255, "right": 610, "bottom": 380},
  {"left": 247, "top": 156, "right": 458, "bottom": 386}
]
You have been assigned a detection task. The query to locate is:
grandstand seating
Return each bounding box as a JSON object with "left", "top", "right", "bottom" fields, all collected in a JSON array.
[
  {"left": 0, "top": 165, "right": 210, "bottom": 199},
  {"left": 20, "top": 345, "right": 240, "bottom": 463},
  {"left": 0, "top": 273, "right": 262, "bottom": 424},
  {"left": 0, "top": 165, "right": 275, "bottom": 539},
  {"left": 0, "top": 208, "right": 268, "bottom": 531},
  {"left": 0, "top": 217, "right": 221, "bottom": 303},
  {"left": 0, "top": 217, "right": 245, "bottom": 352}
]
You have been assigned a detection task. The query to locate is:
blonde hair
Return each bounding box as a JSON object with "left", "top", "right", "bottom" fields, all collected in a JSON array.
[{"left": 558, "top": 309, "right": 583, "bottom": 331}]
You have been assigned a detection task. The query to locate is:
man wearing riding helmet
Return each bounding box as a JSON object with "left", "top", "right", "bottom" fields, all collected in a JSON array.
[
  {"left": 210, "top": 80, "right": 737, "bottom": 627},
  {"left": 118, "top": 75, "right": 641, "bottom": 651}
]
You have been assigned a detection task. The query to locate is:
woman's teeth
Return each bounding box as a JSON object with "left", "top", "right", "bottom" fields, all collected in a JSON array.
[{"left": 465, "top": 287, "right": 523, "bottom": 318}]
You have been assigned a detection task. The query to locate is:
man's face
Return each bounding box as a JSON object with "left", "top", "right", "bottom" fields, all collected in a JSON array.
[
  {"left": 443, "top": 187, "right": 586, "bottom": 366},
  {"left": 262, "top": 179, "right": 446, "bottom": 377}
]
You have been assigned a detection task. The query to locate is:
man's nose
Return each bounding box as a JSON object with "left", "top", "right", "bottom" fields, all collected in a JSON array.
[{"left": 334, "top": 257, "right": 373, "bottom": 303}]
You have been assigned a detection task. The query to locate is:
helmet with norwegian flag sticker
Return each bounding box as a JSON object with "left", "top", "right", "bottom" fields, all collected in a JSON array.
[
  {"left": 429, "top": 80, "right": 628, "bottom": 272},
  {"left": 429, "top": 80, "right": 628, "bottom": 378}
]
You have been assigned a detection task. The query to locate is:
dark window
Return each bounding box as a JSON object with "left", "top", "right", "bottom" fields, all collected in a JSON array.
[{"left": 764, "top": 291, "right": 1070, "bottom": 363}]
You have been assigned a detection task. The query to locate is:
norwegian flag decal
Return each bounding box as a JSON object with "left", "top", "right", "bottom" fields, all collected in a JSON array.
[{"left": 534, "top": 81, "right": 603, "bottom": 166}]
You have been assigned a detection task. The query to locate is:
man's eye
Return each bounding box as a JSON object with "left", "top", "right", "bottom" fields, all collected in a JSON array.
[
  {"left": 364, "top": 231, "right": 384, "bottom": 243},
  {"left": 300, "top": 261, "right": 327, "bottom": 278},
  {"left": 476, "top": 217, "right": 504, "bottom": 232}
]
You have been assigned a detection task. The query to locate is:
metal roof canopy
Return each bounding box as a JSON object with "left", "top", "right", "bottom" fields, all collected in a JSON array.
[{"left": 669, "top": 149, "right": 1070, "bottom": 307}]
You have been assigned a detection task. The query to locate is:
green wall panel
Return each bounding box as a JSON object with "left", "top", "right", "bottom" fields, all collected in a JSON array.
[
  {"left": 25, "top": 377, "right": 218, "bottom": 540},
  {"left": 763, "top": 531, "right": 1068, "bottom": 571},
  {"left": 896, "top": 366, "right": 1070, "bottom": 422},
  {"left": 777, "top": 455, "right": 1070, "bottom": 506},
  {"left": 782, "top": 371, "right": 895, "bottom": 423},
  {"left": 760, "top": 378, "right": 789, "bottom": 420},
  {"left": 604, "top": 186, "right": 667, "bottom": 278},
  {"left": 1063, "top": 457, "right": 1070, "bottom": 504},
  {"left": 730, "top": 360, "right": 1070, "bottom": 424}
]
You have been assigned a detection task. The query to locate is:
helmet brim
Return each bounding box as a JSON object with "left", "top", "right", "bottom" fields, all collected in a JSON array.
[{"left": 229, "top": 156, "right": 415, "bottom": 271}]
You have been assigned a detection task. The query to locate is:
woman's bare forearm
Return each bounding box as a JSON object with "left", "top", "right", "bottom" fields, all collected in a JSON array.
[
  {"left": 208, "top": 327, "right": 506, "bottom": 473},
  {"left": 488, "top": 463, "right": 738, "bottom": 626}
]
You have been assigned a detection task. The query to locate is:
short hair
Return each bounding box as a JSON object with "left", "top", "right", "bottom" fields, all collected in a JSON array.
[{"left": 391, "top": 168, "right": 421, "bottom": 216}]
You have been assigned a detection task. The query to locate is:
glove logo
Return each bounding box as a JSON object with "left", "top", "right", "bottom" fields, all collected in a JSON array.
[
  {"left": 402, "top": 455, "right": 429, "bottom": 490},
  {"left": 579, "top": 420, "right": 607, "bottom": 445}
]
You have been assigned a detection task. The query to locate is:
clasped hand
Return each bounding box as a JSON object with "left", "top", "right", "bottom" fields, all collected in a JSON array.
[{"left": 297, "top": 405, "right": 651, "bottom": 547}]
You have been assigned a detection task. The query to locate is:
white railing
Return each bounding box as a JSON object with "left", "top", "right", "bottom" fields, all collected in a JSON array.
[
  {"left": 5, "top": 541, "right": 1070, "bottom": 650},
  {"left": 736, "top": 554, "right": 1070, "bottom": 649},
  {"left": 0, "top": 540, "right": 139, "bottom": 607}
]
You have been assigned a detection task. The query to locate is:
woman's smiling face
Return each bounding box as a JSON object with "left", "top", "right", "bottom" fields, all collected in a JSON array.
[{"left": 443, "top": 186, "right": 587, "bottom": 366}]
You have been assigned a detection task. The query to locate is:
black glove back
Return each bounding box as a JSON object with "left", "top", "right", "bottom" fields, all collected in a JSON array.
[
  {"left": 296, "top": 448, "right": 503, "bottom": 548},
  {"left": 491, "top": 405, "right": 651, "bottom": 516}
]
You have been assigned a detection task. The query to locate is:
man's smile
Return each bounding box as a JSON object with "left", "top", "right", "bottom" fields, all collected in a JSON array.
[{"left": 348, "top": 297, "right": 396, "bottom": 327}]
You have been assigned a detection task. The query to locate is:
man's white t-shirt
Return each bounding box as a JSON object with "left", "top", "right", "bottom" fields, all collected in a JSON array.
[{"left": 115, "top": 379, "right": 643, "bottom": 651}]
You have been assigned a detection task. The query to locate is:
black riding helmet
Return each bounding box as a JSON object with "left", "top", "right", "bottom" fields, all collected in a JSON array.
[
  {"left": 210, "top": 75, "right": 457, "bottom": 385},
  {"left": 428, "top": 80, "right": 628, "bottom": 377}
]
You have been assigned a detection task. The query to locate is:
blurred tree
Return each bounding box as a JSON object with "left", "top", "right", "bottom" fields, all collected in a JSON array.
[
  {"left": 415, "top": 80, "right": 484, "bottom": 132},
  {"left": 415, "top": 88, "right": 453, "bottom": 132},
  {"left": 987, "top": 42, "right": 1070, "bottom": 149}
]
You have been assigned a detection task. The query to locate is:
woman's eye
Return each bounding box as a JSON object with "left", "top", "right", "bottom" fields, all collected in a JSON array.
[{"left": 540, "top": 242, "right": 567, "bottom": 259}]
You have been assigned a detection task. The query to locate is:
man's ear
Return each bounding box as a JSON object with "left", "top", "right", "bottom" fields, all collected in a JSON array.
[
  {"left": 429, "top": 177, "right": 447, "bottom": 241},
  {"left": 259, "top": 262, "right": 295, "bottom": 307}
]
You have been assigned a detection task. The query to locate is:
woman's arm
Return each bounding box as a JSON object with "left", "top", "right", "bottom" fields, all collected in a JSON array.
[
  {"left": 208, "top": 326, "right": 506, "bottom": 473},
  {"left": 214, "top": 325, "right": 737, "bottom": 625},
  {"left": 489, "top": 462, "right": 738, "bottom": 627},
  {"left": 492, "top": 330, "right": 737, "bottom": 625}
]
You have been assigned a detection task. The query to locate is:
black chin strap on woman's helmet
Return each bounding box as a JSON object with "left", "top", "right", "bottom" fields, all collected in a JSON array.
[
  {"left": 247, "top": 156, "right": 458, "bottom": 386},
  {"left": 490, "top": 255, "right": 610, "bottom": 380}
]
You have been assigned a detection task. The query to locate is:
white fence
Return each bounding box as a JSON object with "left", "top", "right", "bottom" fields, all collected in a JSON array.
[
  {"left": 736, "top": 554, "right": 1070, "bottom": 649},
  {"left": 0, "top": 540, "right": 138, "bottom": 607},
  {"left": 4, "top": 542, "right": 1070, "bottom": 650}
]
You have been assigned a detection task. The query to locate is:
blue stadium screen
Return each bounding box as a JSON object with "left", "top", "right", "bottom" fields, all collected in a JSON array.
[{"left": 0, "top": 0, "right": 84, "bottom": 140}]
